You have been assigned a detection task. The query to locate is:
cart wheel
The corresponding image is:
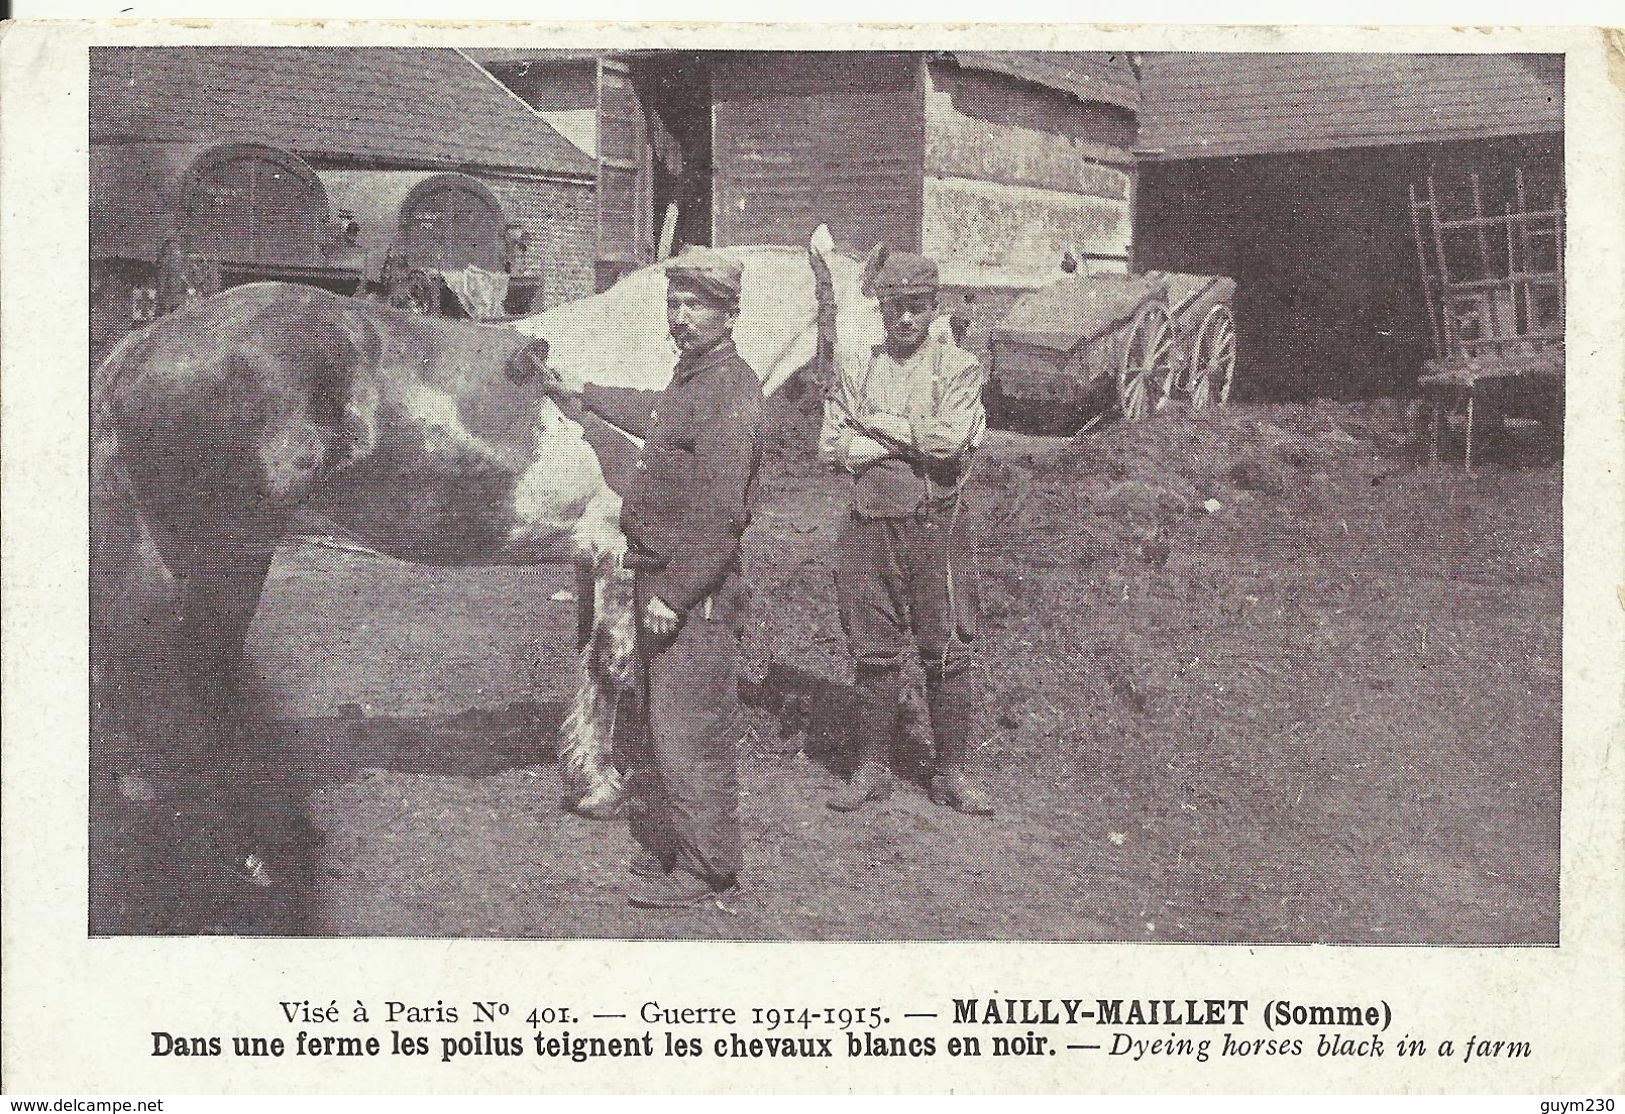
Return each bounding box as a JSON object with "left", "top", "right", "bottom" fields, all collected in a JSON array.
[
  {"left": 1189, "top": 304, "right": 1237, "bottom": 410},
  {"left": 402, "top": 270, "right": 440, "bottom": 316},
  {"left": 1118, "top": 302, "right": 1176, "bottom": 422}
]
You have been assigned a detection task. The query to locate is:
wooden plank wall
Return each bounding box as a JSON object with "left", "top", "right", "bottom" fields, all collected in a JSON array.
[
  {"left": 922, "top": 61, "right": 1135, "bottom": 290},
  {"left": 711, "top": 52, "right": 924, "bottom": 254}
]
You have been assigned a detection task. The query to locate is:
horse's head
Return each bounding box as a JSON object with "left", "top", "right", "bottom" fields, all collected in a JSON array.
[
  {"left": 511, "top": 228, "right": 887, "bottom": 400},
  {"left": 766, "top": 228, "right": 957, "bottom": 395},
  {"left": 698, "top": 228, "right": 885, "bottom": 397}
]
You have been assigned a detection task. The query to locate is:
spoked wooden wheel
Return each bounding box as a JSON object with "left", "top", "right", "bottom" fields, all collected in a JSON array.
[
  {"left": 1189, "top": 303, "right": 1237, "bottom": 410},
  {"left": 1118, "top": 302, "right": 1176, "bottom": 422},
  {"left": 402, "top": 270, "right": 440, "bottom": 316}
]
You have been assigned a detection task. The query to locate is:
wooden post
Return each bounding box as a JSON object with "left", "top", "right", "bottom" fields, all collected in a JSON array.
[
  {"left": 1464, "top": 392, "right": 1475, "bottom": 473},
  {"left": 1553, "top": 193, "right": 1566, "bottom": 332},
  {"left": 1468, "top": 173, "right": 1505, "bottom": 351},
  {"left": 1409, "top": 183, "right": 1445, "bottom": 359},
  {"left": 657, "top": 204, "right": 680, "bottom": 261},
  {"left": 1515, "top": 168, "right": 1536, "bottom": 332},
  {"left": 1430, "top": 391, "right": 1444, "bottom": 465},
  {"left": 1505, "top": 203, "right": 1521, "bottom": 335},
  {"left": 1425, "top": 177, "right": 1460, "bottom": 359}
]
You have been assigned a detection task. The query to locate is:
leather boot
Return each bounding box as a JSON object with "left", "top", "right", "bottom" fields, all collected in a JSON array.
[
  {"left": 828, "top": 665, "right": 899, "bottom": 812},
  {"left": 629, "top": 850, "right": 674, "bottom": 878},
  {"left": 926, "top": 651, "right": 994, "bottom": 816},
  {"left": 930, "top": 771, "right": 994, "bottom": 816},
  {"left": 629, "top": 868, "right": 733, "bottom": 909},
  {"left": 828, "top": 762, "right": 893, "bottom": 812}
]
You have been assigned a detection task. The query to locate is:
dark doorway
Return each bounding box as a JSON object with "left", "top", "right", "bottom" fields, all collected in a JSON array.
[
  {"left": 636, "top": 53, "right": 714, "bottom": 252},
  {"left": 1134, "top": 134, "right": 1563, "bottom": 401}
]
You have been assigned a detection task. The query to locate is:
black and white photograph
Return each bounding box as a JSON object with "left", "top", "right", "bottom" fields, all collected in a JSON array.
[
  {"left": 4, "top": 13, "right": 1623, "bottom": 1099},
  {"left": 81, "top": 43, "right": 1571, "bottom": 944}
]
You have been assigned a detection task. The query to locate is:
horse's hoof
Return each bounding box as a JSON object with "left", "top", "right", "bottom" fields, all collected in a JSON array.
[{"left": 570, "top": 784, "right": 627, "bottom": 821}]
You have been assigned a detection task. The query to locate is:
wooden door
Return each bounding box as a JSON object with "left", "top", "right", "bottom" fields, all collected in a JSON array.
[
  {"left": 184, "top": 148, "right": 323, "bottom": 268},
  {"left": 596, "top": 59, "right": 653, "bottom": 272},
  {"left": 401, "top": 177, "right": 507, "bottom": 274}
]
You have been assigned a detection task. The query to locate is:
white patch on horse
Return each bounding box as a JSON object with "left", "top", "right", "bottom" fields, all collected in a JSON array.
[
  {"left": 393, "top": 377, "right": 522, "bottom": 471},
  {"left": 94, "top": 232, "right": 886, "bottom": 834},
  {"left": 258, "top": 418, "right": 330, "bottom": 500},
  {"left": 505, "top": 400, "right": 624, "bottom": 561},
  {"left": 344, "top": 373, "right": 381, "bottom": 462}
]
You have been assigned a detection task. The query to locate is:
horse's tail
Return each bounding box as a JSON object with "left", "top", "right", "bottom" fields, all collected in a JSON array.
[{"left": 559, "top": 544, "right": 636, "bottom": 819}]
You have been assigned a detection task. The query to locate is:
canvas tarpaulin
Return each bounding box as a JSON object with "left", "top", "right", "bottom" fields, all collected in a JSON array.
[{"left": 442, "top": 265, "right": 510, "bottom": 321}]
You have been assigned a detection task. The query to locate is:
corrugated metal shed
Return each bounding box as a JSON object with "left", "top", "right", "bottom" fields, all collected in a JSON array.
[
  {"left": 1137, "top": 53, "right": 1562, "bottom": 160},
  {"left": 942, "top": 51, "right": 1140, "bottom": 111},
  {"left": 89, "top": 47, "right": 596, "bottom": 179}
]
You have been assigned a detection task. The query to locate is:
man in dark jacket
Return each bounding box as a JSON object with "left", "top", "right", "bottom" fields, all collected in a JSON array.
[{"left": 571, "top": 249, "right": 766, "bottom": 909}]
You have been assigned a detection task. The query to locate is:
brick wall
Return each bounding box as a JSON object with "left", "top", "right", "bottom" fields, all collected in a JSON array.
[{"left": 482, "top": 173, "right": 597, "bottom": 310}]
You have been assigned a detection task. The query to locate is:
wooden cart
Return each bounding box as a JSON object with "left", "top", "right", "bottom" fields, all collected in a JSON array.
[
  {"left": 90, "top": 141, "right": 365, "bottom": 366},
  {"left": 1409, "top": 167, "right": 1565, "bottom": 470},
  {"left": 986, "top": 270, "right": 1238, "bottom": 431}
]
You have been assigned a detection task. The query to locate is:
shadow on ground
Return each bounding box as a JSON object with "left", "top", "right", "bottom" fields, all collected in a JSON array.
[{"left": 90, "top": 401, "right": 1561, "bottom": 943}]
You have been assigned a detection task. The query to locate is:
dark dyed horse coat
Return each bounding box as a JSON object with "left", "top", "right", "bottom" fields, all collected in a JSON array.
[{"left": 89, "top": 234, "right": 886, "bottom": 863}]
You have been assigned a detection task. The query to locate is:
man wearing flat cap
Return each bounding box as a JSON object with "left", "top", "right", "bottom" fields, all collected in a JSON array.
[
  {"left": 566, "top": 247, "right": 767, "bottom": 909},
  {"left": 819, "top": 249, "right": 995, "bottom": 817}
]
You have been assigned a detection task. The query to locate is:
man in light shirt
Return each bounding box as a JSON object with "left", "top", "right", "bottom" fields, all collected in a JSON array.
[{"left": 818, "top": 250, "right": 994, "bottom": 817}]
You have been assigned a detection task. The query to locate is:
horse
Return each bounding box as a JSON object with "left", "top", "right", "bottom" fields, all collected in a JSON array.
[{"left": 90, "top": 226, "right": 886, "bottom": 885}]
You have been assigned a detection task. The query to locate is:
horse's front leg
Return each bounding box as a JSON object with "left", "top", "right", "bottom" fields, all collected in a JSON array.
[
  {"left": 559, "top": 549, "right": 639, "bottom": 819},
  {"left": 516, "top": 410, "right": 639, "bottom": 818}
]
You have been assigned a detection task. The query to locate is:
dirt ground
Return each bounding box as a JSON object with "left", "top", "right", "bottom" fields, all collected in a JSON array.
[{"left": 89, "top": 398, "right": 1562, "bottom": 943}]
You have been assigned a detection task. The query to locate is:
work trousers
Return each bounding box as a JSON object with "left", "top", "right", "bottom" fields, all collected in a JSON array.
[
  {"left": 624, "top": 573, "right": 746, "bottom": 888},
  {"left": 835, "top": 505, "right": 982, "bottom": 773}
]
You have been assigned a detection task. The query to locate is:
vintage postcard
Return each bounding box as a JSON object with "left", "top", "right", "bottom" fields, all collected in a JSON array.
[{"left": 1, "top": 17, "right": 1621, "bottom": 1097}]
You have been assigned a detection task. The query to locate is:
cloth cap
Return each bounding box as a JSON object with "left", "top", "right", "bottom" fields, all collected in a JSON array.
[
  {"left": 666, "top": 248, "right": 744, "bottom": 303},
  {"left": 871, "top": 252, "right": 939, "bottom": 298}
]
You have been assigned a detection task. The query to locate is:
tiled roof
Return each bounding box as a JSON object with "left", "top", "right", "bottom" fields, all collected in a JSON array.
[
  {"left": 469, "top": 48, "right": 1142, "bottom": 111},
  {"left": 943, "top": 51, "right": 1140, "bottom": 111},
  {"left": 1137, "top": 52, "right": 1562, "bottom": 160},
  {"left": 90, "top": 47, "right": 596, "bottom": 179}
]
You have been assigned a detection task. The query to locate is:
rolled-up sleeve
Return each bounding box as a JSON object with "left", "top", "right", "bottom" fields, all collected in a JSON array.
[{"left": 909, "top": 348, "right": 986, "bottom": 463}]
